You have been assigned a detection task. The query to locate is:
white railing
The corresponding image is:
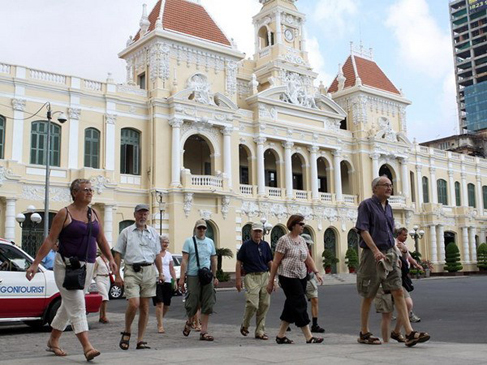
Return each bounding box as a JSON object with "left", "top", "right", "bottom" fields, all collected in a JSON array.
[
  {"left": 259, "top": 48, "right": 270, "bottom": 57},
  {"left": 320, "top": 193, "right": 333, "bottom": 202},
  {"left": 434, "top": 150, "right": 447, "bottom": 157},
  {"left": 389, "top": 195, "right": 406, "bottom": 205},
  {"left": 294, "top": 190, "right": 308, "bottom": 200},
  {"left": 117, "top": 84, "right": 148, "bottom": 97},
  {"left": 343, "top": 194, "right": 356, "bottom": 204},
  {"left": 465, "top": 155, "right": 475, "bottom": 162},
  {"left": 30, "top": 69, "right": 66, "bottom": 84},
  {"left": 267, "top": 187, "right": 282, "bottom": 197},
  {"left": 240, "top": 184, "right": 254, "bottom": 195},
  {"left": 191, "top": 175, "right": 223, "bottom": 188},
  {"left": 83, "top": 79, "right": 102, "bottom": 92},
  {"left": 0, "top": 63, "right": 11, "bottom": 74},
  {"left": 420, "top": 146, "right": 429, "bottom": 153}
]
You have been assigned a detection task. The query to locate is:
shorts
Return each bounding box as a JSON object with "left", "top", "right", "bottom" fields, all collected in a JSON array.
[
  {"left": 374, "top": 287, "right": 394, "bottom": 313},
  {"left": 152, "top": 282, "right": 173, "bottom": 306},
  {"left": 184, "top": 275, "right": 216, "bottom": 317},
  {"left": 356, "top": 248, "right": 402, "bottom": 299},
  {"left": 402, "top": 286, "right": 410, "bottom": 299},
  {"left": 305, "top": 273, "right": 318, "bottom": 300},
  {"left": 124, "top": 264, "right": 157, "bottom": 299}
]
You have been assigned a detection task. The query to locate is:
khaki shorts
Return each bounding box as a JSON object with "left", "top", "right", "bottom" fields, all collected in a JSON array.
[
  {"left": 356, "top": 248, "right": 402, "bottom": 298},
  {"left": 124, "top": 264, "right": 157, "bottom": 299},
  {"left": 402, "top": 286, "right": 411, "bottom": 299},
  {"left": 305, "top": 273, "right": 319, "bottom": 300},
  {"left": 374, "top": 287, "right": 394, "bottom": 313},
  {"left": 184, "top": 275, "right": 216, "bottom": 317}
]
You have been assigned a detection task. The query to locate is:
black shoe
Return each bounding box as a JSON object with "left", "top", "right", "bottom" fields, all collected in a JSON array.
[
  {"left": 311, "top": 325, "right": 325, "bottom": 333},
  {"left": 286, "top": 326, "right": 291, "bottom": 332}
]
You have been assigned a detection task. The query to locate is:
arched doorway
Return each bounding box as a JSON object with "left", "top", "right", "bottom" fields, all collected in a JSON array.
[
  {"left": 242, "top": 223, "right": 252, "bottom": 243},
  {"left": 324, "top": 228, "right": 338, "bottom": 274},
  {"left": 347, "top": 229, "right": 359, "bottom": 251},
  {"left": 317, "top": 157, "right": 330, "bottom": 193},
  {"left": 292, "top": 153, "right": 305, "bottom": 191},
  {"left": 340, "top": 161, "right": 353, "bottom": 195},
  {"left": 264, "top": 149, "right": 279, "bottom": 188},
  {"left": 270, "top": 225, "right": 286, "bottom": 253},
  {"left": 183, "top": 135, "right": 212, "bottom": 175},
  {"left": 379, "top": 165, "right": 395, "bottom": 195},
  {"left": 206, "top": 221, "right": 217, "bottom": 247},
  {"left": 303, "top": 226, "right": 315, "bottom": 257},
  {"left": 444, "top": 231, "right": 456, "bottom": 252},
  {"left": 239, "top": 145, "right": 252, "bottom": 185}
]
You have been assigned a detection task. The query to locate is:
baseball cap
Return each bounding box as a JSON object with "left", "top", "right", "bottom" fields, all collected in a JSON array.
[
  {"left": 134, "top": 204, "right": 149, "bottom": 212},
  {"left": 251, "top": 222, "right": 264, "bottom": 231},
  {"left": 195, "top": 219, "right": 207, "bottom": 228}
]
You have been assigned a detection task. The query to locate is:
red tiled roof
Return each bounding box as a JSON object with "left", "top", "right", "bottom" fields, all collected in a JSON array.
[
  {"left": 328, "top": 55, "right": 401, "bottom": 95},
  {"left": 133, "top": 0, "right": 231, "bottom": 47}
]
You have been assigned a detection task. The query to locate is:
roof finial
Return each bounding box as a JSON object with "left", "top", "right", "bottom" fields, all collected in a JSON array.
[
  {"left": 337, "top": 63, "right": 346, "bottom": 91},
  {"left": 140, "top": 4, "right": 150, "bottom": 35},
  {"left": 155, "top": 16, "right": 162, "bottom": 29}
]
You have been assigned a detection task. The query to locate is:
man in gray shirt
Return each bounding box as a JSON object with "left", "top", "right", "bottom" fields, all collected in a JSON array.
[
  {"left": 355, "top": 176, "right": 430, "bottom": 347},
  {"left": 114, "top": 204, "right": 163, "bottom": 350}
]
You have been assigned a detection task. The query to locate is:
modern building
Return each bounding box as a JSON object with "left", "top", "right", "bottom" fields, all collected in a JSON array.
[{"left": 0, "top": 0, "right": 486, "bottom": 273}]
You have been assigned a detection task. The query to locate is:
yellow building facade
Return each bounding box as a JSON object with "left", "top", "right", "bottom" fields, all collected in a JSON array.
[{"left": 0, "top": 0, "right": 485, "bottom": 273}]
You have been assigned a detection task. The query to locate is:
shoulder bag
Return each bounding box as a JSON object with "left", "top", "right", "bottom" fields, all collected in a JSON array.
[{"left": 193, "top": 236, "right": 213, "bottom": 286}]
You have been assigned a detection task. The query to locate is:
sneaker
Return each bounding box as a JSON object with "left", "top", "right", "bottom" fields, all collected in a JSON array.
[
  {"left": 409, "top": 312, "right": 421, "bottom": 323},
  {"left": 310, "top": 325, "right": 325, "bottom": 333}
]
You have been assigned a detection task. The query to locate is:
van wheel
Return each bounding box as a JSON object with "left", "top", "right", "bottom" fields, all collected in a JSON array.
[
  {"left": 109, "top": 284, "right": 124, "bottom": 300},
  {"left": 47, "top": 299, "right": 61, "bottom": 326}
]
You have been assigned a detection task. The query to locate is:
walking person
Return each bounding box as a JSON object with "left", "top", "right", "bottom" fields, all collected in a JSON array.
[
  {"left": 355, "top": 176, "right": 430, "bottom": 347},
  {"left": 266, "top": 214, "right": 324, "bottom": 344},
  {"left": 114, "top": 204, "right": 163, "bottom": 350},
  {"left": 236, "top": 222, "right": 273, "bottom": 340},
  {"left": 179, "top": 219, "right": 218, "bottom": 341},
  {"left": 153, "top": 235, "right": 177, "bottom": 333},
  {"left": 26, "top": 178, "right": 116, "bottom": 361},
  {"left": 93, "top": 252, "right": 111, "bottom": 324},
  {"left": 301, "top": 234, "right": 325, "bottom": 333}
]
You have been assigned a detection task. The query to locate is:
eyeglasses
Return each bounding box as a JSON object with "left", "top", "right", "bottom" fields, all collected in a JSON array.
[
  {"left": 298, "top": 222, "right": 306, "bottom": 226},
  {"left": 197, "top": 226, "right": 207, "bottom": 230},
  {"left": 79, "top": 188, "right": 94, "bottom": 193},
  {"left": 378, "top": 184, "right": 393, "bottom": 188}
]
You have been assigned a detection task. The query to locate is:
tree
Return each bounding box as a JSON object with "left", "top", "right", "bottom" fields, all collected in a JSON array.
[
  {"left": 345, "top": 248, "right": 359, "bottom": 271},
  {"left": 477, "top": 243, "right": 487, "bottom": 270},
  {"left": 444, "top": 242, "right": 463, "bottom": 272},
  {"left": 215, "top": 247, "right": 233, "bottom": 282}
]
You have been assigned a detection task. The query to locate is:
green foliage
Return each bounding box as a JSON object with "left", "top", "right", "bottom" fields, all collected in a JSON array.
[
  {"left": 345, "top": 248, "right": 359, "bottom": 269},
  {"left": 410, "top": 251, "right": 422, "bottom": 262},
  {"left": 322, "top": 248, "right": 339, "bottom": 269},
  {"left": 216, "top": 269, "right": 230, "bottom": 282},
  {"left": 444, "top": 242, "right": 463, "bottom": 272},
  {"left": 477, "top": 243, "right": 487, "bottom": 270},
  {"left": 215, "top": 247, "right": 234, "bottom": 272}
]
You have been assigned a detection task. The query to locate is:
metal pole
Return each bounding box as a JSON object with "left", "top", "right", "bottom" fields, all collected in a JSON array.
[
  {"left": 44, "top": 105, "right": 51, "bottom": 239},
  {"left": 159, "top": 208, "right": 163, "bottom": 235}
]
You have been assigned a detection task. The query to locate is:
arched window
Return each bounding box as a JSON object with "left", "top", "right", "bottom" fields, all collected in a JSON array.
[
  {"left": 422, "top": 176, "right": 429, "bottom": 203},
  {"left": 0, "top": 115, "right": 5, "bottom": 159},
  {"left": 30, "top": 121, "right": 61, "bottom": 167},
  {"left": 324, "top": 228, "right": 338, "bottom": 274},
  {"left": 119, "top": 220, "right": 135, "bottom": 233},
  {"left": 183, "top": 134, "right": 212, "bottom": 175},
  {"left": 468, "top": 183, "right": 476, "bottom": 207},
  {"left": 84, "top": 128, "right": 100, "bottom": 168},
  {"left": 483, "top": 186, "right": 487, "bottom": 212},
  {"left": 264, "top": 149, "right": 278, "bottom": 188},
  {"left": 239, "top": 145, "right": 251, "bottom": 185},
  {"left": 270, "top": 226, "right": 285, "bottom": 253},
  {"left": 437, "top": 179, "right": 448, "bottom": 205},
  {"left": 121, "top": 128, "right": 140, "bottom": 175},
  {"left": 241, "top": 223, "right": 252, "bottom": 242},
  {"left": 455, "top": 181, "right": 461, "bottom": 206},
  {"left": 410, "top": 171, "right": 416, "bottom": 202}
]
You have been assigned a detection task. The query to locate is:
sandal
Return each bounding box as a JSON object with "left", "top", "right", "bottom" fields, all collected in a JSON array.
[
  {"left": 275, "top": 336, "right": 294, "bottom": 344},
  {"left": 357, "top": 332, "right": 382, "bottom": 345},
  {"left": 306, "top": 337, "right": 324, "bottom": 344},
  {"left": 136, "top": 341, "right": 151, "bottom": 350},
  {"left": 405, "top": 331, "right": 430, "bottom": 347},
  {"left": 200, "top": 332, "right": 214, "bottom": 341},
  {"left": 391, "top": 331, "right": 406, "bottom": 343},
  {"left": 119, "top": 331, "right": 131, "bottom": 350},
  {"left": 46, "top": 342, "right": 67, "bottom": 357},
  {"left": 183, "top": 321, "right": 192, "bottom": 337},
  {"left": 255, "top": 333, "right": 269, "bottom": 340},
  {"left": 84, "top": 348, "right": 101, "bottom": 361},
  {"left": 240, "top": 325, "right": 249, "bottom": 337},
  {"left": 99, "top": 317, "right": 109, "bottom": 324}
]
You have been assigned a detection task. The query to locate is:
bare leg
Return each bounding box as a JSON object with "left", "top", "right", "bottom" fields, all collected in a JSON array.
[
  {"left": 99, "top": 301, "right": 108, "bottom": 320},
  {"left": 277, "top": 321, "right": 291, "bottom": 338},
  {"left": 300, "top": 325, "right": 313, "bottom": 341},
  {"left": 156, "top": 303, "right": 164, "bottom": 332},
  {"left": 381, "top": 313, "right": 392, "bottom": 343},
  {"left": 360, "top": 297, "right": 374, "bottom": 334},
  {"left": 310, "top": 298, "right": 319, "bottom": 318},
  {"left": 391, "top": 289, "right": 413, "bottom": 334},
  {"left": 76, "top": 331, "right": 97, "bottom": 354},
  {"left": 48, "top": 328, "right": 63, "bottom": 348},
  {"left": 125, "top": 297, "right": 140, "bottom": 334},
  {"left": 137, "top": 298, "right": 150, "bottom": 343},
  {"left": 200, "top": 313, "right": 210, "bottom": 333}
]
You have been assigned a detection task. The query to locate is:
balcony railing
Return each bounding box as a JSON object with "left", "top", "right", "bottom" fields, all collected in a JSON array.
[
  {"left": 191, "top": 175, "right": 223, "bottom": 188},
  {"left": 267, "top": 187, "right": 282, "bottom": 198},
  {"left": 294, "top": 190, "right": 308, "bottom": 200},
  {"left": 320, "top": 192, "right": 333, "bottom": 202},
  {"left": 240, "top": 184, "right": 254, "bottom": 196},
  {"left": 343, "top": 194, "right": 357, "bottom": 204},
  {"left": 389, "top": 195, "right": 406, "bottom": 205}
]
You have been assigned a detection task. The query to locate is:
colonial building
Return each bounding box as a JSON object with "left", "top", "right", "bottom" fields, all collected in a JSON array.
[{"left": 0, "top": 0, "right": 485, "bottom": 273}]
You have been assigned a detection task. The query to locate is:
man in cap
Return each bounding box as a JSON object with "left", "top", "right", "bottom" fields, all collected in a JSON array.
[
  {"left": 179, "top": 219, "right": 218, "bottom": 341},
  {"left": 301, "top": 233, "right": 325, "bottom": 333},
  {"left": 114, "top": 204, "right": 163, "bottom": 350},
  {"left": 236, "top": 222, "right": 274, "bottom": 340}
]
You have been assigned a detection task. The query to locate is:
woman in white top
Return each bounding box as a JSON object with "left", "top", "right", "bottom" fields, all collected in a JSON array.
[
  {"left": 93, "top": 252, "right": 111, "bottom": 323},
  {"left": 153, "top": 235, "right": 177, "bottom": 333}
]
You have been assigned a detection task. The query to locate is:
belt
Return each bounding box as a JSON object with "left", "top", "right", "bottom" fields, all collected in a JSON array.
[
  {"left": 248, "top": 271, "right": 267, "bottom": 275},
  {"left": 127, "top": 262, "right": 153, "bottom": 267},
  {"left": 97, "top": 274, "right": 110, "bottom": 277}
]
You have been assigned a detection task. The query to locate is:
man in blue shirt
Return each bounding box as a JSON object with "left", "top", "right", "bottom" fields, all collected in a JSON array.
[
  {"left": 235, "top": 222, "right": 273, "bottom": 340},
  {"left": 179, "top": 219, "right": 218, "bottom": 341},
  {"left": 41, "top": 242, "right": 58, "bottom": 270}
]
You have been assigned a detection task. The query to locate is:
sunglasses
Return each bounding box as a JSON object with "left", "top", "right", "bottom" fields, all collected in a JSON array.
[
  {"left": 298, "top": 222, "right": 306, "bottom": 226},
  {"left": 197, "top": 226, "right": 207, "bottom": 230}
]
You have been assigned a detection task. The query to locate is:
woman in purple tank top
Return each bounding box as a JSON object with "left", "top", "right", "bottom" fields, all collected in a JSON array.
[{"left": 26, "top": 179, "right": 117, "bottom": 361}]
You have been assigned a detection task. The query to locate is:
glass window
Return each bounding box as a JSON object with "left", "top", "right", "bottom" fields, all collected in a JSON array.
[
  {"left": 120, "top": 128, "right": 140, "bottom": 175},
  {"left": 30, "top": 121, "right": 61, "bottom": 167},
  {"left": 468, "top": 183, "right": 476, "bottom": 207},
  {"left": 0, "top": 115, "right": 5, "bottom": 159},
  {"left": 455, "top": 181, "right": 461, "bottom": 206},
  {"left": 0, "top": 244, "right": 31, "bottom": 272},
  {"left": 422, "top": 176, "right": 429, "bottom": 203},
  {"left": 437, "top": 179, "right": 448, "bottom": 205},
  {"left": 483, "top": 186, "right": 487, "bottom": 211},
  {"left": 84, "top": 128, "right": 100, "bottom": 168}
]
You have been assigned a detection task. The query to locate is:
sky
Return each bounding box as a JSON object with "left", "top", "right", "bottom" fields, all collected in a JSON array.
[{"left": 1, "top": 0, "right": 457, "bottom": 143}]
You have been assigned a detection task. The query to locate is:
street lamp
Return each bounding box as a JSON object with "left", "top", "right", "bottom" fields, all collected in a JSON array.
[
  {"left": 156, "top": 191, "right": 166, "bottom": 235},
  {"left": 409, "top": 225, "right": 425, "bottom": 254},
  {"left": 260, "top": 216, "right": 273, "bottom": 240},
  {"left": 16, "top": 205, "right": 42, "bottom": 256}
]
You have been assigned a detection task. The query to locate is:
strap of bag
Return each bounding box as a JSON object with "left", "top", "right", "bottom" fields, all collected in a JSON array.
[
  {"left": 84, "top": 207, "right": 93, "bottom": 263},
  {"left": 192, "top": 236, "right": 201, "bottom": 269}
]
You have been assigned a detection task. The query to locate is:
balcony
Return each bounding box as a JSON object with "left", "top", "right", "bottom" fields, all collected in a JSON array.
[
  {"left": 266, "top": 187, "right": 282, "bottom": 198},
  {"left": 320, "top": 192, "right": 333, "bottom": 202},
  {"left": 240, "top": 184, "right": 254, "bottom": 196},
  {"left": 343, "top": 194, "right": 357, "bottom": 204},
  {"left": 294, "top": 190, "right": 308, "bottom": 200},
  {"left": 181, "top": 169, "right": 225, "bottom": 191},
  {"left": 389, "top": 195, "right": 406, "bottom": 206}
]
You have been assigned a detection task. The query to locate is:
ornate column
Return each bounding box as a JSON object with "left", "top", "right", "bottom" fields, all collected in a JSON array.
[
  {"left": 333, "top": 150, "right": 343, "bottom": 202},
  {"left": 275, "top": 10, "right": 282, "bottom": 44},
  {"left": 469, "top": 226, "right": 477, "bottom": 263},
  {"left": 429, "top": 224, "right": 438, "bottom": 264},
  {"left": 400, "top": 157, "right": 409, "bottom": 198},
  {"left": 254, "top": 137, "right": 266, "bottom": 195},
  {"left": 416, "top": 165, "right": 423, "bottom": 206},
  {"left": 462, "top": 226, "right": 470, "bottom": 263},
  {"left": 68, "top": 108, "right": 81, "bottom": 169},
  {"left": 5, "top": 198, "right": 16, "bottom": 243},
  {"left": 104, "top": 204, "right": 115, "bottom": 247},
  {"left": 476, "top": 171, "right": 483, "bottom": 214},
  {"left": 283, "top": 141, "right": 294, "bottom": 199},
  {"left": 105, "top": 114, "right": 117, "bottom": 171},
  {"left": 169, "top": 118, "right": 183, "bottom": 186},
  {"left": 370, "top": 152, "right": 380, "bottom": 178},
  {"left": 309, "top": 146, "right": 319, "bottom": 200},
  {"left": 11, "top": 98, "right": 26, "bottom": 162},
  {"left": 222, "top": 127, "right": 233, "bottom": 189},
  {"left": 430, "top": 165, "right": 438, "bottom": 204},
  {"left": 481, "top": 228, "right": 486, "bottom": 244},
  {"left": 437, "top": 224, "right": 445, "bottom": 264},
  {"left": 461, "top": 170, "right": 468, "bottom": 207},
  {"left": 448, "top": 169, "right": 455, "bottom": 207}
]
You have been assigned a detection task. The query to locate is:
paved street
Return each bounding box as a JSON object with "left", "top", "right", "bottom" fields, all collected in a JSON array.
[{"left": 0, "top": 276, "right": 486, "bottom": 364}]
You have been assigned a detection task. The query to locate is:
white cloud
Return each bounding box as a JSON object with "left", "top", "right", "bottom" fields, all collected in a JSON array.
[
  {"left": 385, "top": 0, "right": 452, "bottom": 79},
  {"left": 306, "top": 36, "right": 334, "bottom": 86},
  {"left": 311, "top": 0, "right": 359, "bottom": 37}
]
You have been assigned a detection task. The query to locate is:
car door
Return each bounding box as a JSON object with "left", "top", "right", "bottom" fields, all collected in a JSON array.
[{"left": 0, "top": 243, "right": 47, "bottom": 318}]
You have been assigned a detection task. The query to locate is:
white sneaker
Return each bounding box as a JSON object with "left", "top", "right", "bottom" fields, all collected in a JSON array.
[{"left": 409, "top": 312, "right": 421, "bottom": 323}]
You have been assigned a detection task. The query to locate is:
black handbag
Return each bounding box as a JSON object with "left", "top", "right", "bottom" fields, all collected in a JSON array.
[
  {"left": 62, "top": 208, "right": 92, "bottom": 290},
  {"left": 193, "top": 236, "right": 213, "bottom": 286},
  {"left": 399, "top": 255, "right": 414, "bottom": 292}
]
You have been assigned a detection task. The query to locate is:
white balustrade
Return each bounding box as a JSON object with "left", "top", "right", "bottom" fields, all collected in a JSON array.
[
  {"left": 30, "top": 69, "right": 66, "bottom": 84},
  {"left": 388, "top": 195, "right": 406, "bottom": 205},
  {"left": 320, "top": 193, "right": 333, "bottom": 202},
  {"left": 294, "top": 190, "right": 308, "bottom": 200},
  {"left": 191, "top": 175, "right": 223, "bottom": 188},
  {"left": 343, "top": 194, "right": 356, "bottom": 204},
  {"left": 239, "top": 184, "right": 254, "bottom": 195},
  {"left": 267, "top": 187, "right": 282, "bottom": 198},
  {"left": 83, "top": 79, "right": 103, "bottom": 91},
  {"left": 0, "top": 63, "right": 11, "bottom": 74}
]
